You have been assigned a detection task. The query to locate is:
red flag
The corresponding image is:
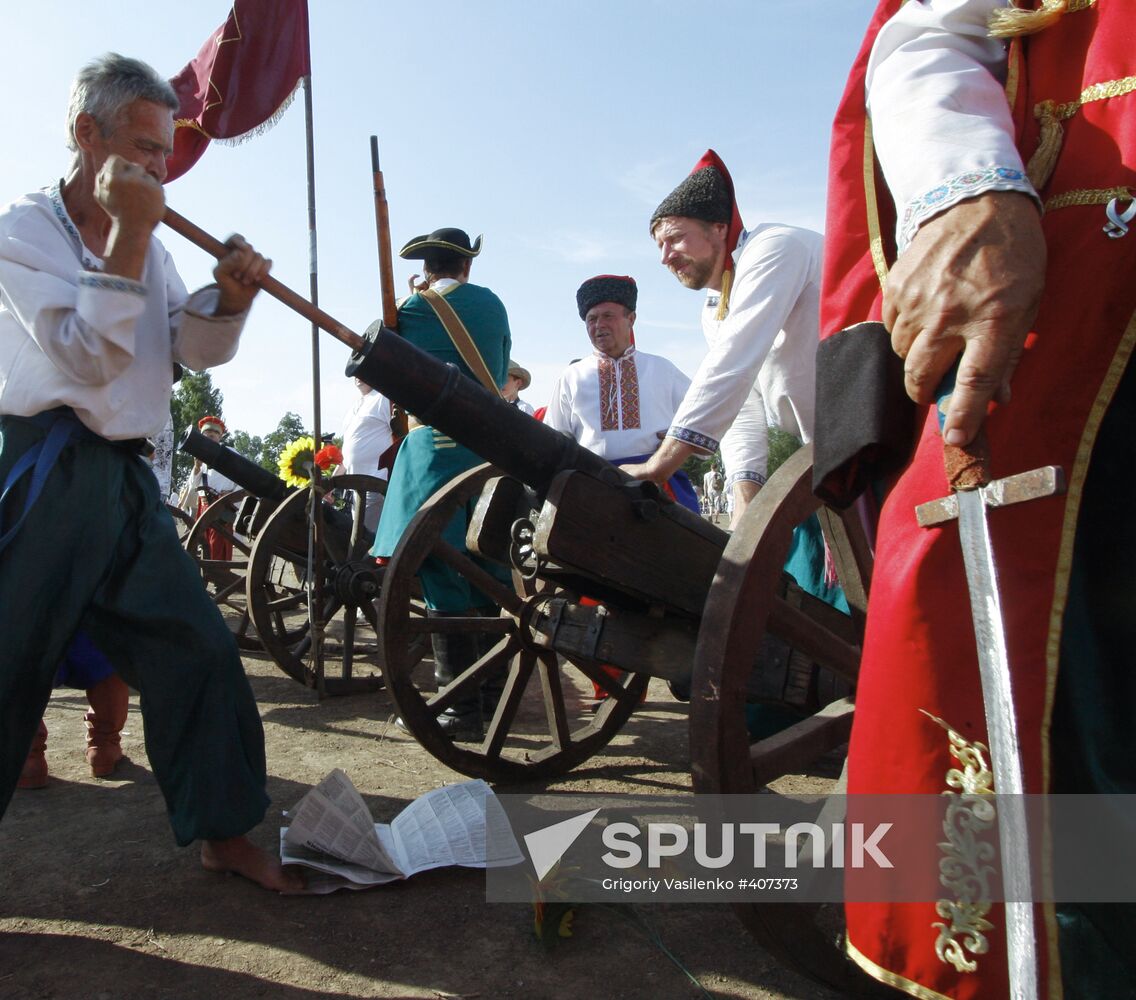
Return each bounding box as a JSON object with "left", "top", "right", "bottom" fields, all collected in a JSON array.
[{"left": 166, "top": 0, "right": 311, "bottom": 182}]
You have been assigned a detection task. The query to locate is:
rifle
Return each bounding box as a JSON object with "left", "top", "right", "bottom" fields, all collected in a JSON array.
[{"left": 371, "top": 136, "right": 408, "bottom": 444}]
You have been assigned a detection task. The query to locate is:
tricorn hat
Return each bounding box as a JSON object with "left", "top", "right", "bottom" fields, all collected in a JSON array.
[
  {"left": 576, "top": 274, "right": 637, "bottom": 320},
  {"left": 399, "top": 227, "right": 483, "bottom": 260},
  {"left": 197, "top": 414, "right": 226, "bottom": 435},
  {"left": 507, "top": 360, "right": 532, "bottom": 390}
]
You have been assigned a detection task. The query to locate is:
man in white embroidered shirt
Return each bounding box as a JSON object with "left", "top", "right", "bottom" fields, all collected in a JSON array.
[
  {"left": 620, "top": 150, "right": 823, "bottom": 532},
  {"left": 544, "top": 275, "right": 698, "bottom": 511},
  {"left": 0, "top": 53, "right": 301, "bottom": 892}
]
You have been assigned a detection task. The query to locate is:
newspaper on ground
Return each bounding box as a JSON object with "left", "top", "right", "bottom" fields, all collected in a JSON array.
[{"left": 280, "top": 769, "right": 523, "bottom": 894}]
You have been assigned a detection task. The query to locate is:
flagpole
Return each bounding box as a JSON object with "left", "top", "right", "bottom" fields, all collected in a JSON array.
[{"left": 302, "top": 71, "right": 327, "bottom": 696}]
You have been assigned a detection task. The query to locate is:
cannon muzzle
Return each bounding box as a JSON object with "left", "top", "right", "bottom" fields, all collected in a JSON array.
[{"left": 179, "top": 428, "right": 289, "bottom": 501}]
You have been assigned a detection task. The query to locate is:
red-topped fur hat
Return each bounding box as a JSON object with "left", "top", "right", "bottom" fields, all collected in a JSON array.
[
  {"left": 650, "top": 149, "right": 744, "bottom": 319},
  {"left": 197, "top": 415, "right": 226, "bottom": 435}
]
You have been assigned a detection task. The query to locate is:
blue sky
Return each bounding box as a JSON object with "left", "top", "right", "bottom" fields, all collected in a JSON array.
[{"left": 0, "top": 1, "right": 874, "bottom": 439}]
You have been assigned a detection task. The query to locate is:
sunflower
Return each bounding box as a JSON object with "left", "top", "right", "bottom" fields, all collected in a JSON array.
[{"left": 278, "top": 436, "right": 317, "bottom": 488}]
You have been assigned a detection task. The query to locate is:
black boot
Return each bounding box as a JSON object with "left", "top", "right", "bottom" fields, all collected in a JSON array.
[{"left": 430, "top": 613, "right": 483, "bottom": 741}]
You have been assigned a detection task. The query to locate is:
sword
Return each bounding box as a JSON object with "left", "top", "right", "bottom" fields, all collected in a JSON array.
[{"left": 915, "top": 371, "right": 1064, "bottom": 1000}]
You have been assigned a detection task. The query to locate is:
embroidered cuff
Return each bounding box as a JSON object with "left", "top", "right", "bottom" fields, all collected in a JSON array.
[
  {"left": 897, "top": 166, "right": 1038, "bottom": 252},
  {"left": 669, "top": 425, "right": 719, "bottom": 454},
  {"left": 727, "top": 470, "right": 767, "bottom": 490},
  {"left": 77, "top": 272, "right": 146, "bottom": 296}
]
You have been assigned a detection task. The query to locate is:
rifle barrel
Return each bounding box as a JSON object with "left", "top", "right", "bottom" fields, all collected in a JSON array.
[{"left": 371, "top": 136, "right": 399, "bottom": 329}]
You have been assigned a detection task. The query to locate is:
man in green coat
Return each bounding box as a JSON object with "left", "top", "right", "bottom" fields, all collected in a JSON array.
[{"left": 371, "top": 228, "right": 511, "bottom": 739}]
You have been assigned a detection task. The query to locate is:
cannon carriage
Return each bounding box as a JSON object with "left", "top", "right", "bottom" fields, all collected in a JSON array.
[
  {"left": 341, "top": 324, "right": 866, "bottom": 781},
  {"left": 178, "top": 427, "right": 390, "bottom": 695}
]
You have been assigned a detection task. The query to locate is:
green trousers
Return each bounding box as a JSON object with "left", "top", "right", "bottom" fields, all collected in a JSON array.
[{"left": 0, "top": 415, "right": 269, "bottom": 845}]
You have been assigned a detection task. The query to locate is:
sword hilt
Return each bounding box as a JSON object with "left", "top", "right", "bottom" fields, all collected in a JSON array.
[
  {"left": 936, "top": 365, "right": 991, "bottom": 491},
  {"left": 917, "top": 366, "right": 1064, "bottom": 528}
]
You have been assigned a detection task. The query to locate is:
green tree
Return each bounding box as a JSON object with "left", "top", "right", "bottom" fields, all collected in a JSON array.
[
  {"left": 169, "top": 371, "right": 224, "bottom": 491},
  {"left": 766, "top": 427, "right": 802, "bottom": 478},
  {"left": 260, "top": 412, "right": 309, "bottom": 473},
  {"left": 227, "top": 429, "right": 265, "bottom": 469},
  {"left": 681, "top": 451, "right": 718, "bottom": 487}
]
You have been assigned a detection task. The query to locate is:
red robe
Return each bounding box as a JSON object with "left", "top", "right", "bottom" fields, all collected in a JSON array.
[{"left": 818, "top": 4, "right": 1136, "bottom": 997}]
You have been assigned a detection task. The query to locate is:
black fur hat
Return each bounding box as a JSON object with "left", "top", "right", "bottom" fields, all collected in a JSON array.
[{"left": 575, "top": 275, "right": 637, "bottom": 319}]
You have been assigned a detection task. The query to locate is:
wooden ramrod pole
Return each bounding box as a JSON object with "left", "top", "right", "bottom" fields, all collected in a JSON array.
[{"left": 161, "top": 207, "right": 365, "bottom": 353}]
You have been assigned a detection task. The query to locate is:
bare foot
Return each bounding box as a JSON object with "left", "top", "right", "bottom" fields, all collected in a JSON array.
[{"left": 200, "top": 836, "right": 306, "bottom": 893}]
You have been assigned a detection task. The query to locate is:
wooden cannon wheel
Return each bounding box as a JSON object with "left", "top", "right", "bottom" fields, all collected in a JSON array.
[
  {"left": 245, "top": 474, "right": 388, "bottom": 696},
  {"left": 184, "top": 489, "right": 260, "bottom": 651},
  {"left": 165, "top": 502, "right": 194, "bottom": 544},
  {"left": 379, "top": 463, "right": 647, "bottom": 783},
  {"left": 689, "top": 444, "right": 891, "bottom": 997}
]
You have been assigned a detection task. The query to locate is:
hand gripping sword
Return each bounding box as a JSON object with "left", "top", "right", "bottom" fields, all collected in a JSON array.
[{"left": 915, "top": 372, "right": 1065, "bottom": 1000}]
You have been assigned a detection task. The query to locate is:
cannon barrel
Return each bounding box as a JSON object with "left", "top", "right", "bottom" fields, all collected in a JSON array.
[
  {"left": 347, "top": 323, "right": 715, "bottom": 536},
  {"left": 162, "top": 207, "right": 709, "bottom": 532},
  {"left": 180, "top": 427, "right": 289, "bottom": 501}
]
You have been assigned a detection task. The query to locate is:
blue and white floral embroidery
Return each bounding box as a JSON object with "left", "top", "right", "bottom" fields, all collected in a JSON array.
[
  {"left": 78, "top": 272, "right": 145, "bottom": 295},
  {"left": 898, "top": 166, "right": 1036, "bottom": 251},
  {"left": 670, "top": 425, "right": 719, "bottom": 454},
  {"left": 48, "top": 182, "right": 103, "bottom": 271},
  {"left": 727, "top": 470, "right": 766, "bottom": 489}
]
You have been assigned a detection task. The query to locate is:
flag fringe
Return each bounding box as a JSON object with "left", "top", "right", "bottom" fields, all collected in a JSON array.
[{"left": 212, "top": 78, "right": 305, "bottom": 147}]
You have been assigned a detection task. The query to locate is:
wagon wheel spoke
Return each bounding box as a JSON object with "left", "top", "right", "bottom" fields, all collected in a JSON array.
[
  {"left": 482, "top": 648, "right": 536, "bottom": 758},
  {"left": 425, "top": 629, "right": 515, "bottom": 716},
  {"left": 535, "top": 652, "right": 571, "bottom": 751},
  {"left": 430, "top": 539, "right": 525, "bottom": 615}
]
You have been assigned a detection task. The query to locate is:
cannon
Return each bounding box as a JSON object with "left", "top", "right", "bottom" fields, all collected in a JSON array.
[
  {"left": 163, "top": 208, "right": 878, "bottom": 996},
  {"left": 346, "top": 326, "right": 862, "bottom": 766},
  {"left": 179, "top": 427, "right": 390, "bottom": 695},
  {"left": 343, "top": 325, "right": 876, "bottom": 994}
]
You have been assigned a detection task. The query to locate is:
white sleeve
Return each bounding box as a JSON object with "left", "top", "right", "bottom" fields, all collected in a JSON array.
[
  {"left": 667, "top": 228, "right": 814, "bottom": 453},
  {"left": 0, "top": 227, "right": 146, "bottom": 386},
  {"left": 163, "top": 244, "right": 245, "bottom": 372},
  {"left": 866, "top": 0, "right": 1037, "bottom": 251},
  {"left": 542, "top": 374, "right": 579, "bottom": 439}
]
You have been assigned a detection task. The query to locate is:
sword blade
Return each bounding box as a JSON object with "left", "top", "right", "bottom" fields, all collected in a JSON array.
[{"left": 956, "top": 488, "right": 1038, "bottom": 1000}]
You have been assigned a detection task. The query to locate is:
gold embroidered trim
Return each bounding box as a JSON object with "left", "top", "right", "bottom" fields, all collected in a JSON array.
[
  {"left": 1028, "top": 76, "right": 1136, "bottom": 189},
  {"left": 863, "top": 118, "right": 890, "bottom": 289},
  {"left": 1005, "top": 35, "right": 1022, "bottom": 108},
  {"left": 923, "top": 712, "right": 997, "bottom": 974},
  {"left": 846, "top": 938, "right": 957, "bottom": 1000},
  {"left": 989, "top": 0, "right": 1095, "bottom": 39},
  {"left": 1045, "top": 186, "right": 1134, "bottom": 212},
  {"left": 716, "top": 268, "right": 732, "bottom": 321}
]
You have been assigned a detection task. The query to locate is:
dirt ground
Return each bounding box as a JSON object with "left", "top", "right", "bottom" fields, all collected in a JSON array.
[{"left": 0, "top": 638, "right": 852, "bottom": 1000}]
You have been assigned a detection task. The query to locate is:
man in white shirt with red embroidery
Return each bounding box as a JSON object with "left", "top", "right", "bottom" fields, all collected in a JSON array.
[{"left": 544, "top": 275, "right": 697, "bottom": 511}]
